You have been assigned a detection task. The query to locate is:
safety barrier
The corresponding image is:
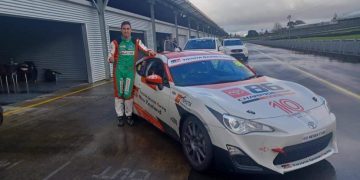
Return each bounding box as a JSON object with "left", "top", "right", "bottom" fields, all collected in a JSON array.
[{"left": 251, "top": 39, "right": 360, "bottom": 56}]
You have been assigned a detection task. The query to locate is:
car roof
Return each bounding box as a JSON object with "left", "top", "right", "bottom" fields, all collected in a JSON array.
[
  {"left": 223, "top": 38, "right": 241, "bottom": 41},
  {"left": 188, "top": 37, "right": 218, "bottom": 40},
  {"left": 163, "top": 50, "right": 223, "bottom": 60}
]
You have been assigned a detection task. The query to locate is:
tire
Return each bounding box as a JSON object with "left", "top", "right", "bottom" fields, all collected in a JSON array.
[{"left": 181, "top": 116, "right": 213, "bottom": 171}]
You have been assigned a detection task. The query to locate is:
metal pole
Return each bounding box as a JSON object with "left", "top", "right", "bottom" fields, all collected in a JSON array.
[
  {"left": 93, "top": 0, "right": 110, "bottom": 79},
  {"left": 149, "top": 0, "right": 157, "bottom": 51},
  {"left": 188, "top": 18, "right": 191, "bottom": 39},
  {"left": 202, "top": 26, "right": 205, "bottom": 37},
  {"left": 196, "top": 24, "right": 200, "bottom": 38},
  {"left": 174, "top": 11, "right": 179, "bottom": 44}
]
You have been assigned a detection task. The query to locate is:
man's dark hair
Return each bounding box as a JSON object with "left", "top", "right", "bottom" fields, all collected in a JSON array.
[{"left": 121, "top": 21, "right": 131, "bottom": 28}]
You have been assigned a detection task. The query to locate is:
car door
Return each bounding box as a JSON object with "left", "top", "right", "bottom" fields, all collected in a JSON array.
[{"left": 135, "top": 58, "right": 173, "bottom": 131}]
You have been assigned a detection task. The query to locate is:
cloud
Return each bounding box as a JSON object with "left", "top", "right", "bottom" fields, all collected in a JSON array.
[{"left": 189, "top": 0, "right": 360, "bottom": 33}]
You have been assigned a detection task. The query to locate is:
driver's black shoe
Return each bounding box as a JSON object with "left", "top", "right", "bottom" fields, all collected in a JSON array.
[
  {"left": 126, "top": 116, "right": 134, "bottom": 126},
  {"left": 117, "top": 116, "right": 125, "bottom": 127}
]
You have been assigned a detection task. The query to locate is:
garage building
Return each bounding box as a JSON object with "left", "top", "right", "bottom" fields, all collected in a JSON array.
[{"left": 0, "top": 0, "right": 226, "bottom": 104}]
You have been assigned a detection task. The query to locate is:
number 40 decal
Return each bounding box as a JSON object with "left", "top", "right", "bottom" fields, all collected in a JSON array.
[{"left": 269, "top": 99, "right": 304, "bottom": 114}]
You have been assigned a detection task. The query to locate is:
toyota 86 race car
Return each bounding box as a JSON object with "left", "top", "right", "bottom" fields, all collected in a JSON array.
[{"left": 132, "top": 51, "right": 338, "bottom": 174}]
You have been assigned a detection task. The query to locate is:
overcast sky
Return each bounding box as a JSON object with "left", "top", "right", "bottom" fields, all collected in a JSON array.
[{"left": 188, "top": 0, "right": 360, "bottom": 35}]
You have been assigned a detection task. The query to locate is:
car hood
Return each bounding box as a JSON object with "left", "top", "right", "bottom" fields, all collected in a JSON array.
[
  {"left": 183, "top": 49, "right": 218, "bottom": 52},
  {"left": 178, "top": 76, "right": 323, "bottom": 120}
]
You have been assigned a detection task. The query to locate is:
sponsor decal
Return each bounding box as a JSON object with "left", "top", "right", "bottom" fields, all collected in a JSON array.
[
  {"left": 223, "top": 88, "right": 251, "bottom": 98},
  {"left": 269, "top": 99, "right": 304, "bottom": 114},
  {"left": 175, "top": 94, "right": 192, "bottom": 107},
  {"left": 281, "top": 149, "right": 332, "bottom": 169},
  {"left": 120, "top": 50, "right": 135, "bottom": 55},
  {"left": 138, "top": 90, "right": 167, "bottom": 115},
  {"left": 258, "top": 147, "right": 270, "bottom": 152},
  {"left": 128, "top": 44, "right": 134, "bottom": 49},
  {"left": 170, "top": 58, "right": 181, "bottom": 64},
  {"left": 222, "top": 83, "right": 295, "bottom": 104},
  {"left": 168, "top": 55, "right": 233, "bottom": 67},
  {"left": 303, "top": 129, "right": 326, "bottom": 142},
  {"left": 175, "top": 94, "right": 184, "bottom": 104},
  {"left": 233, "top": 61, "right": 245, "bottom": 67}
]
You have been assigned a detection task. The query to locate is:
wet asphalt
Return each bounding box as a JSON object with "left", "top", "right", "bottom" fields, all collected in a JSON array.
[{"left": 0, "top": 43, "right": 359, "bottom": 180}]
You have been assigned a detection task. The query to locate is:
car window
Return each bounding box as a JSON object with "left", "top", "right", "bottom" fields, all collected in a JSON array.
[
  {"left": 170, "top": 59, "right": 255, "bottom": 86},
  {"left": 184, "top": 39, "right": 216, "bottom": 50},
  {"left": 143, "top": 58, "right": 169, "bottom": 86},
  {"left": 136, "top": 61, "right": 147, "bottom": 76},
  {"left": 224, "top": 39, "right": 243, "bottom": 46}
]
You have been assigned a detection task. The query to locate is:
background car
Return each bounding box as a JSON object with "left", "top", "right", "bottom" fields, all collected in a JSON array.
[
  {"left": 133, "top": 51, "right": 337, "bottom": 174},
  {"left": 220, "top": 38, "right": 249, "bottom": 62},
  {"left": 183, "top": 37, "right": 222, "bottom": 52}
]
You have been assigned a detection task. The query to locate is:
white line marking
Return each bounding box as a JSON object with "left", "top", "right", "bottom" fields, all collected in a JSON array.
[
  {"left": 6, "top": 160, "right": 24, "bottom": 170},
  {"left": 43, "top": 161, "right": 71, "bottom": 180},
  {"left": 253, "top": 47, "right": 360, "bottom": 101}
]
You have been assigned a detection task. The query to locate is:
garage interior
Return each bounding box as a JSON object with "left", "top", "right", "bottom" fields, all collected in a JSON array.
[
  {"left": 156, "top": 32, "right": 172, "bottom": 52},
  {"left": 0, "top": 16, "right": 89, "bottom": 105}
]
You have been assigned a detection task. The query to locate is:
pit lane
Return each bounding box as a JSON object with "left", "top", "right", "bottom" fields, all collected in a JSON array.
[{"left": 0, "top": 44, "right": 359, "bottom": 180}]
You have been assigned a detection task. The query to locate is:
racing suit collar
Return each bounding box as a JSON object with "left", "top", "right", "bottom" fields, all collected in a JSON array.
[{"left": 122, "top": 36, "right": 132, "bottom": 42}]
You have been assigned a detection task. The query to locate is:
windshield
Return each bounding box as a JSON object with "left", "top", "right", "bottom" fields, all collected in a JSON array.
[
  {"left": 170, "top": 59, "right": 255, "bottom": 86},
  {"left": 224, "top": 39, "right": 243, "bottom": 46},
  {"left": 184, "top": 39, "right": 216, "bottom": 50}
]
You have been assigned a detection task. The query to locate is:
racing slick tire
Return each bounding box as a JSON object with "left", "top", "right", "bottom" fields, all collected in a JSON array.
[{"left": 181, "top": 116, "right": 213, "bottom": 171}]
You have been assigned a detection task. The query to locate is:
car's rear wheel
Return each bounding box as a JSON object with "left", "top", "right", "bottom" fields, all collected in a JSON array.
[{"left": 181, "top": 116, "right": 213, "bottom": 171}]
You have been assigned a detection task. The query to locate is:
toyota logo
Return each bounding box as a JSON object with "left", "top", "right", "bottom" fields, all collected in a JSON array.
[{"left": 307, "top": 121, "right": 317, "bottom": 129}]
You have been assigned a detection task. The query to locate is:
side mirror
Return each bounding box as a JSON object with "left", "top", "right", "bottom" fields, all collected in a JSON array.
[
  {"left": 218, "top": 46, "right": 224, "bottom": 51},
  {"left": 145, "top": 74, "right": 163, "bottom": 85}
]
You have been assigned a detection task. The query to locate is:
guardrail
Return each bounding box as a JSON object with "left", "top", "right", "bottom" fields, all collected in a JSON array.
[{"left": 251, "top": 39, "right": 360, "bottom": 57}]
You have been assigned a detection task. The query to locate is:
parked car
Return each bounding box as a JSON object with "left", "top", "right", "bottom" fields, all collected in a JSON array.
[
  {"left": 220, "top": 38, "right": 249, "bottom": 62},
  {"left": 183, "top": 37, "right": 222, "bottom": 52},
  {"left": 133, "top": 51, "right": 338, "bottom": 174}
]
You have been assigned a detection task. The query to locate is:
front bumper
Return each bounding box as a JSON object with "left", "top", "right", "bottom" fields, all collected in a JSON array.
[{"left": 209, "top": 122, "right": 337, "bottom": 174}]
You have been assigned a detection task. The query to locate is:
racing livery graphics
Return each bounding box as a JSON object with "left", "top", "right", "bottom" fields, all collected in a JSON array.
[{"left": 132, "top": 51, "right": 338, "bottom": 174}]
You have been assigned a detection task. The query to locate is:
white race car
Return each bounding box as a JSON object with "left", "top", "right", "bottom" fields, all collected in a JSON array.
[
  {"left": 220, "top": 38, "right": 249, "bottom": 62},
  {"left": 133, "top": 51, "right": 338, "bottom": 174}
]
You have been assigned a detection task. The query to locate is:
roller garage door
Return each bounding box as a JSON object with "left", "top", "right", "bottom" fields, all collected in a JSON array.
[
  {"left": 0, "top": 15, "right": 89, "bottom": 82},
  {"left": 0, "top": 15, "right": 89, "bottom": 104}
]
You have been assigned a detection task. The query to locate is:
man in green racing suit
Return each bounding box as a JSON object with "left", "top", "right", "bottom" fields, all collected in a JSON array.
[{"left": 108, "top": 21, "right": 155, "bottom": 127}]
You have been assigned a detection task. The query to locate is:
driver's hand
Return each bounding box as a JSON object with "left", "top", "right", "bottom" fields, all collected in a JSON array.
[
  {"left": 148, "top": 50, "right": 156, "bottom": 57},
  {"left": 108, "top": 54, "right": 114, "bottom": 63}
]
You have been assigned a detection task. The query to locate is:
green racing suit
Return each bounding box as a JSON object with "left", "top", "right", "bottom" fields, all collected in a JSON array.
[{"left": 109, "top": 37, "right": 150, "bottom": 117}]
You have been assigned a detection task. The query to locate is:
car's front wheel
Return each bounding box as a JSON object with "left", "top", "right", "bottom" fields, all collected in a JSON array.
[{"left": 181, "top": 116, "right": 213, "bottom": 171}]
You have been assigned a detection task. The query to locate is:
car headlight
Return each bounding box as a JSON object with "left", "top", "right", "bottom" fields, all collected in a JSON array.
[
  {"left": 223, "top": 114, "right": 274, "bottom": 135},
  {"left": 319, "top": 96, "right": 331, "bottom": 113},
  {"left": 243, "top": 48, "right": 248, "bottom": 54}
]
